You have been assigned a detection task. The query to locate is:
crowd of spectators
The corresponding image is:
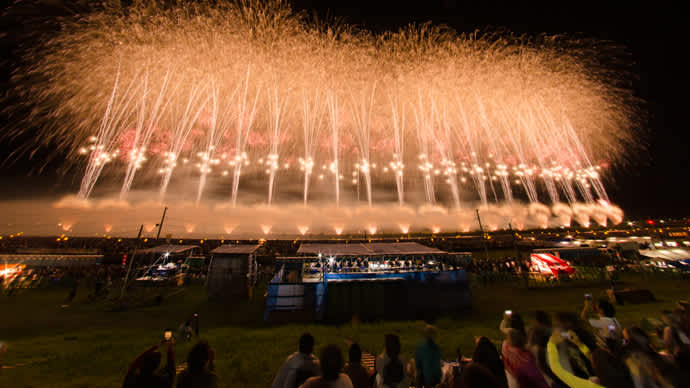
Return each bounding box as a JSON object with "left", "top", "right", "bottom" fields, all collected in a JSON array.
[
  {"left": 464, "top": 257, "right": 529, "bottom": 274},
  {"left": 124, "top": 339, "right": 218, "bottom": 388},
  {"left": 0, "top": 265, "right": 119, "bottom": 298},
  {"left": 265, "top": 297, "right": 690, "bottom": 388}
]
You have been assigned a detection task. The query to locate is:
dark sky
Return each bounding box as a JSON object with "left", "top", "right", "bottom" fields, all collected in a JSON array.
[{"left": 0, "top": 0, "right": 683, "bottom": 218}]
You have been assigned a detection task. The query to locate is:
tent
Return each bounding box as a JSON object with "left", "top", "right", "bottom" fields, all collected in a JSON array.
[
  {"left": 639, "top": 248, "right": 690, "bottom": 261},
  {"left": 530, "top": 253, "right": 575, "bottom": 276},
  {"left": 640, "top": 248, "right": 690, "bottom": 271}
]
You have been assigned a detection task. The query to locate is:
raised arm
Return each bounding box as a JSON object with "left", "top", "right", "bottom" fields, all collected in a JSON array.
[
  {"left": 547, "top": 335, "right": 602, "bottom": 388},
  {"left": 162, "top": 341, "right": 175, "bottom": 385},
  {"left": 580, "top": 300, "right": 591, "bottom": 321},
  {"left": 127, "top": 345, "right": 159, "bottom": 374}
]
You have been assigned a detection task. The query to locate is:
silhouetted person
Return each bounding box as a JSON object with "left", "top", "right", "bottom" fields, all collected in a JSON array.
[
  {"left": 300, "top": 344, "right": 353, "bottom": 388},
  {"left": 415, "top": 325, "right": 442, "bottom": 388},
  {"left": 375, "top": 334, "right": 408, "bottom": 388},
  {"left": 343, "top": 343, "right": 370, "bottom": 388},
  {"left": 458, "top": 363, "right": 501, "bottom": 388},
  {"left": 471, "top": 337, "right": 507, "bottom": 388},
  {"left": 590, "top": 348, "right": 633, "bottom": 388},
  {"left": 123, "top": 341, "right": 175, "bottom": 388},
  {"left": 273, "top": 332, "right": 321, "bottom": 388},
  {"left": 176, "top": 340, "right": 218, "bottom": 388}
]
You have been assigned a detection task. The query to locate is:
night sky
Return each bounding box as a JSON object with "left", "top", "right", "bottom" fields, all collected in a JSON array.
[{"left": 0, "top": 0, "right": 682, "bottom": 219}]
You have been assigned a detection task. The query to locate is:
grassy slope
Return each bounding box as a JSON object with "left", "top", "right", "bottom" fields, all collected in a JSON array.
[{"left": 1, "top": 274, "right": 688, "bottom": 387}]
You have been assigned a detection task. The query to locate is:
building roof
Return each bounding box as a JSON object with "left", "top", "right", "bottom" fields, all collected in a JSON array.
[
  {"left": 363, "top": 242, "right": 445, "bottom": 255},
  {"left": 297, "top": 242, "right": 445, "bottom": 257},
  {"left": 0, "top": 254, "right": 102, "bottom": 266},
  {"left": 211, "top": 244, "right": 261, "bottom": 255},
  {"left": 297, "top": 243, "right": 371, "bottom": 256},
  {"left": 139, "top": 245, "right": 199, "bottom": 255}
]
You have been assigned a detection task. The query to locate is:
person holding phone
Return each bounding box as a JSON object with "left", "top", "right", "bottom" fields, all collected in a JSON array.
[
  {"left": 500, "top": 310, "right": 526, "bottom": 336},
  {"left": 501, "top": 329, "right": 550, "bottom": 388},
  {"left": 581, "top": 296, "right": 621, "bottom": 347},
  {"left": 123, "top": 336, "right": 175, "bottom": 388}
]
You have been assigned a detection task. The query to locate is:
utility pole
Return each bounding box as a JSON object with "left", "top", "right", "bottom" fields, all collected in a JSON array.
[
  {"left": 508, "top": 223, "right": 519, "bottom": 259},
  {"left": 156, "top": 206, "right": 168, "bottom": 241},
  {"left": 476, "top": 209, "right": 490, "bottom": 262},
  {"left": 120, "top": 224, "right": 144, "bottom": 300}
]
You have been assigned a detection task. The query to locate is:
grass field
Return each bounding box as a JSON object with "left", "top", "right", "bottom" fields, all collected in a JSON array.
[{"left": 1, "top": 273, "right": 688, "bottom": 388}]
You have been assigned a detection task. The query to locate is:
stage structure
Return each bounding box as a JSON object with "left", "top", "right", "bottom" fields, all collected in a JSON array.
[
  {"left": 206, "top": 244, "right": 260, "bottom": 297},
  {"left": 264, "top": 242, "right": 472, "bottom": 322},
  {"left": 135, "top": 244, "right": 201, "bottom": 283}
]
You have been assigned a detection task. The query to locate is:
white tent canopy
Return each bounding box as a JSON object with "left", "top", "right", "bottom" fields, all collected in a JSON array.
[{"left": 640, "top": 248, "right": 690, "bottom": 261}]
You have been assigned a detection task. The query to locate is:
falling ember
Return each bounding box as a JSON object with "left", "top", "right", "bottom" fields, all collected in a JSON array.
[
  {"left": 223, "top": 224, "right": 237, "bottom": 234},
  {"left": 184, "top": 224, "right": 196, "bottom": 233},
  {"left": 431, "top": 226, "right": 441, "bottom": 234},
  {"left": 367, "top": 225, "right": 378, "bottom": 235},
  {"left": 297, "top": 225, "right": 309, "bottom": 235},
  {"left": 104, "top": 224, "right": 113, "bottom": 233},
  {"left": 61, "top": 223, "right": 73, "bottom": 232},
  {"left": 398, "top": 224, "right": 410, "bottom": 234},
  {"left": 333, "top": 225, "right": 344, "bottom": 235},
  {"left": 260, "top": 224, "right": 272, "bottom": 235}
]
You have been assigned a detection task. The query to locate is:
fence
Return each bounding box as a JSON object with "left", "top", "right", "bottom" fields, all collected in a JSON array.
[{"left": 468, "top": 265, "right": 690, "bottom": 289}]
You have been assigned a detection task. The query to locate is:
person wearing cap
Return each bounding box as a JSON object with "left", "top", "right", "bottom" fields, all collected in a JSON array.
[{"left": 414, "top": 325, "right": 442, "bottom": 388}]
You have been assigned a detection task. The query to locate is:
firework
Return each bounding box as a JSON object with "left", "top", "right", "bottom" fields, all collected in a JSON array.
[{"left": 4, "top": 1, "right": 638, "bottom": 234}]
